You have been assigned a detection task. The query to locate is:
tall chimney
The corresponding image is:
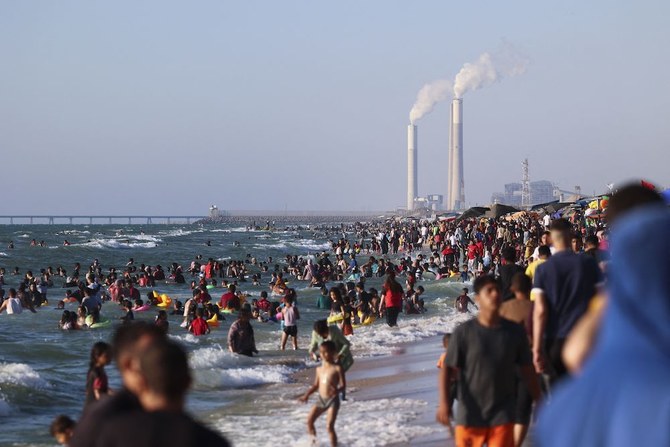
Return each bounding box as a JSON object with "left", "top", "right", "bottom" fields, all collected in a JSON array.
[
  {"left": 407, "top": 124, "right": 418, "bottom": 211},
  {"left": 448, "top": 98, "right": 464, "bottom": 210}
]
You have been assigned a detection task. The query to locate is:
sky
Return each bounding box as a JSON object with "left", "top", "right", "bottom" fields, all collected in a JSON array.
[{"left": 1, "top": 0, "right": 669, "bottom": 215}]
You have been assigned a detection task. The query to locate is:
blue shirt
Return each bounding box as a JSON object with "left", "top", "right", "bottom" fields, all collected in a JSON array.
[{"left": 532, "top": 250, "right": 601, "bottom": 339}]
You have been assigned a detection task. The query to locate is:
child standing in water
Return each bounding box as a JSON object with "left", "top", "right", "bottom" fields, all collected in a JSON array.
[
  {"left": 280, "top": 294, "right": 300, "bottom": 350},
  {"left": 85, "top": 342, "right": 112, "bottom": 407},
  {"left": 299, "top": 341, "right": 346, "bottom": 447},
  {"left": 189, "top": 307, "right": 211, "bottom": 336}
]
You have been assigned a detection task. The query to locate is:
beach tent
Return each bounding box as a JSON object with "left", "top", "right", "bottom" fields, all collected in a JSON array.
[
  {"left": 485, "top": 204, "right": 519, "bottom": 219},
  {"left": 505, "top": 211, "right": 539, "bottom": 221},
  {"left": 457, "top": 207, "right": 489, "bottom": 221},
  {"left": 437, "top": 213, "right": 459, "bottom": 222},
  {"left": 544, "top": 202, "right": 572, "bottom": 214},
  {"left": 531, "top": 200, "right": 559, "bottom": 211}
]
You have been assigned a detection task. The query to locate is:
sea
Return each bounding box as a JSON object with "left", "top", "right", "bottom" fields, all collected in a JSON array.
[{"left": 0, "top": 220, "right": 471, "bottom": 446}]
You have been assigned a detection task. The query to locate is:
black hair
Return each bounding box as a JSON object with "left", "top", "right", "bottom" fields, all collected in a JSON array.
[
  {"left": 510, "top": 272, "right": 532, "bottom": 296},
  {"left": 50, "top": 414, "right": 75, "bottom": 436},
  {"left": 314, "top": 319, "right": 328, "bottom": 334},
  {"left": 139, "top": 339, "right": 191, "bottom": 402},
  {"left": 442, "top": 333, "right": 451, "bottom": 344},
  {"left": 111, "top": 321, "right": 166, "bottom": 363},
  {"left": 473, "top": 275, "right": 499, "bottom": 295},
  {"left": 320, "top": 340, "right": 337, "bottom": 352},
  {"left": 501, "top": 246, "right": 516, "bottom": 262},
  {"left": 89, "top": 341, "right": 111, "bottom": 369},
  {"left": 549, "top": 218, "right": 572, "bottom": 233},
  {"left": 608, "top": 183, "right": 664, "bottom": 225},
  {"left": 584, "top": 235, "right": 599, "bottom": 247},
  {"left": 538, "top": 245, "right": 552, "bottom": 257}
]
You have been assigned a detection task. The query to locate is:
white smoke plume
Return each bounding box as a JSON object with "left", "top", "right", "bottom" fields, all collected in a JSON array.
[
  {"left": 409, "top": 79, "right": 452, "bottom": 124},
  {"left": 408, "top": 44, "right": 529, "bottom": 122},
  {"left": 453, "top": 45, "right": 529, "bottom": 98}
]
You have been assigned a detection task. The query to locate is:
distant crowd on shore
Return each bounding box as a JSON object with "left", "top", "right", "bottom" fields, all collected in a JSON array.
[{"left": 436, "top": 183, "right": 670, "bottom": 447}]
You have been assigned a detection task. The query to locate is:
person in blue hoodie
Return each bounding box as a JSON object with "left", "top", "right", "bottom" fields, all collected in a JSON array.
[{"left": 536, "top": 203, "right": 670, "bottom": 446}]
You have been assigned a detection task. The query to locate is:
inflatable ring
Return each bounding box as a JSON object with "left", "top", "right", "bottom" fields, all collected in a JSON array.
[
  {"left": 327, "top": 314, "right": 344, "bottom": 324},
  {"left": 157, "top": 294, "right": 172, "bottom": 308},
  {"left": 206, "top": 314, "right": 220, "bottom": 327},
  {"left": 90, "top": 319, "right": 112, "bottom": 329}
]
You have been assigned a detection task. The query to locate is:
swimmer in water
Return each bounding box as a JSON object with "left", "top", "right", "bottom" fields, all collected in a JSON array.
[{"left": 299, "top": 340, "right": 346, "bottom": 447}]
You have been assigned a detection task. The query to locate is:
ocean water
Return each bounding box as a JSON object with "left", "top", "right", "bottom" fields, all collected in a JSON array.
[{"left": 0, "top": 222, "right": 470, "bottom": 446}]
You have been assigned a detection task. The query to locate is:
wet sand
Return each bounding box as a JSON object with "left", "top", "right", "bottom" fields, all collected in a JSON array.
[{"left": 293, "top": 335, "right": 452, "bottom": 446}]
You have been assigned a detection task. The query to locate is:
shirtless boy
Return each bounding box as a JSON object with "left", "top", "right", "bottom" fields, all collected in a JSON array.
[{"left": 299, "top": 341, "right": 346, "bottom": 446}]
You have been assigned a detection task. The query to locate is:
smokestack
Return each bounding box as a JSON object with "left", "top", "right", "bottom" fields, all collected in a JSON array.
[
  {"left": 448, "top": 98, "right": 464, "bottom": 210},
  {"left": 407, "top": 124, "right": 418, "bottom": 211}
]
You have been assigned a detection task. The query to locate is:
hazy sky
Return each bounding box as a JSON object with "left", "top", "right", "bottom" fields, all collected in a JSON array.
[{"left": 1, "top": 1, "right": 668, "bottom": 214}]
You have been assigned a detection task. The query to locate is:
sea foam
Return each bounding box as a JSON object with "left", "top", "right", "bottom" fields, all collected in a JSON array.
[
  {"left": 214, "top": 397, "right": 440, "bottom": 446},
  {"left": 0, "top": 363, "right": 47, "bottom": 389}
]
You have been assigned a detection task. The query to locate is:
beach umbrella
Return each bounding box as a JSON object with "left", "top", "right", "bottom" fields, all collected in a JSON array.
[{"left": 485, "top": 204, "right": 519, "bottom": 219}]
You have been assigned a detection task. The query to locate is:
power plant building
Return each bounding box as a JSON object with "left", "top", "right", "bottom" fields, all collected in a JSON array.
[{"left": 491, "top": 180, "right": 556, "bottom": 206}]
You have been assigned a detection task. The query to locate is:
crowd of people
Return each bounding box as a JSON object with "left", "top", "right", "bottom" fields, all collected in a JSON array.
[
  {"left": 3, "top": 182, "right": 669, "bottom": 446},
  {"left": 436, "top": 183, "right": 670, "bottom": 447}
]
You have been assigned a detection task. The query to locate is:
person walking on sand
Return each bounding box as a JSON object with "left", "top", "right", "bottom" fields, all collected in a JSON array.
[
  {"left": 299, "top": 341, "right": 346, "bottom": 447},
  {"left": 437, "top": 275, "right": 540, "bottom": 447},
  {"left": 532, "top": 218, "right": 601, "bottom": 384}
]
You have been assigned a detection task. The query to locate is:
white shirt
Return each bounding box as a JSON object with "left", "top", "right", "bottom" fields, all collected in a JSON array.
[{"left": 6, "top": 297, "right": 22, "bottom": 314}]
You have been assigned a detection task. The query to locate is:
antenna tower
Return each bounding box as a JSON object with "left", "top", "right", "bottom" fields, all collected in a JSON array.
[{"left": 521, "top": 158, "right": 531, "bottom": 209}]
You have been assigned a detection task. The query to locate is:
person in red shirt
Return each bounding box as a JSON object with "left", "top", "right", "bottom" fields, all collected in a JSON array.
[
  {"left": 125, "top": 280, "right": 140, "bottom": 301},
  {"left": 257, "top": 291, "right": 272, "bottom": 312},
  {"left": 378, "top": 273, "right": 403, "bottom": 327},
  {"left": 219, "top": 284, "right": 236, "bottom": 309},
  {"left": 204, "top": 258, "right": 215, "bottom": 280},
  {"left": 467, "top": 240, "right": 479, "bottom": 273},
  {"left": 198, "top": 285, "right": 212, "bottom": 304},
  {"left": 188, "top": 308, "right": 210, "bottom": 336}
]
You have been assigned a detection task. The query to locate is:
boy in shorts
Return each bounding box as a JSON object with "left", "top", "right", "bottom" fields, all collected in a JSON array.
[
  {"left": 437, "top": 276, "right": 540, "bottom": 447},
  {"left": 299, "top": 341, "right": 346, "bottom": 447}
]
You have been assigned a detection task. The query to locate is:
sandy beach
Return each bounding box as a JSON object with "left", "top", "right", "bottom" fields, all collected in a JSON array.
[{"left": 293, "top": 334, "right": 452, "bottom": 446}]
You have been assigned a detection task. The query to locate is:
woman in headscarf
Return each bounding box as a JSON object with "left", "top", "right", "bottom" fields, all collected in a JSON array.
[{"left": 535, "top": 204, "right": 670, "bottom": 446}]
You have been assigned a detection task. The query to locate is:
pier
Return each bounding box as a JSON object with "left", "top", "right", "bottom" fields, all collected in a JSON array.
[{"left": 0, "top": 215, "right": 205, "bottom": 225}]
